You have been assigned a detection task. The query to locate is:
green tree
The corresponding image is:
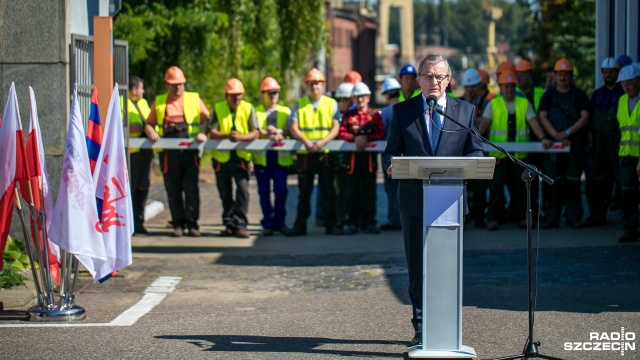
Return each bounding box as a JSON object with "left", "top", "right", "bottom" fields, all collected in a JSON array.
[
  {"left": 114, "top": 0, "right": 329, "bottom": 107},
  {"left": 525, "top": 0, "right": 595, "bottom": 93}
]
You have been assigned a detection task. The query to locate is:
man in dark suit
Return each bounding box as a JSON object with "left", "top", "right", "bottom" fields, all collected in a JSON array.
[{"left": 382, "top": 55, "right": 484, "bottom": 347}]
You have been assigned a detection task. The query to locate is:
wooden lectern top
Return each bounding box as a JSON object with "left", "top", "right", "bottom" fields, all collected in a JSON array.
[{"left": 391, "top": 156, "right": 495, "bottom": 180}]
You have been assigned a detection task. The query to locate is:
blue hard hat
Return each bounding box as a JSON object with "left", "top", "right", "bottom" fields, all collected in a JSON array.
[
  {"left": 400, "top": 64, "right": 417, "bottom": 76},
  {"left": 618, "top": 54, "right": 633, "bottom": 67}
]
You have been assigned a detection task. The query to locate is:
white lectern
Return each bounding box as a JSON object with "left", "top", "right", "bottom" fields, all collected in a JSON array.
[{"left": 391, "top": 157, "right": 495, "bottom": 359}]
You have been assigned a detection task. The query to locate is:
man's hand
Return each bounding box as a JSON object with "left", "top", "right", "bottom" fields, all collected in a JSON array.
[
  {"left": 195, "top": 133, "right": 207, "bottom": 143},
  {"left": 144, "top": 124, "right": 160, "bottom": 142},
  {"left": 387, "top": 164, "right": 393, "bottom": 176},
  {"left": 541, "top": 138, "right": 552, "bottom": 150},
  {"left": 229, "top": 130, "right": 239, "bottom": 142},
  {"left": 355, "top": 135, "right": 367, "bottom": 152}
]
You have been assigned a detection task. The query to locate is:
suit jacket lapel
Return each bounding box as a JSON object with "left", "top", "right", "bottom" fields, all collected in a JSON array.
[{"left": 410, "top": 96, "right": 432, "bottom": 155}]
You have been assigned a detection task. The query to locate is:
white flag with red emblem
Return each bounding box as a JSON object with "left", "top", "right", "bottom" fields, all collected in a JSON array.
[
  {"left": 92, "top": 84, "right": 133, "bottom": 281},
  {"left": 49, "top": 85, "right": 107, "bottom": 281}
]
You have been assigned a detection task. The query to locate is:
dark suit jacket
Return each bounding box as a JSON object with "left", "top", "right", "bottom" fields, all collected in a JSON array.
[{"left": 382, "top": 94, "right": 485, "bottom": 217}]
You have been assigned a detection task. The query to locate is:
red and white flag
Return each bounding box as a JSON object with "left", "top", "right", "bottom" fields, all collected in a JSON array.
[
  {"left": 49, "top": 84, "right": 107, "bottom": 282},
  {"left": 16, "top": 87, "right": 61, "bottom": 283},
  {"left": 92, "top": 84, "right": 133, "bottom": 281},
  {"left": 0, "top": 83, "right": 29, "bottom": 270}
]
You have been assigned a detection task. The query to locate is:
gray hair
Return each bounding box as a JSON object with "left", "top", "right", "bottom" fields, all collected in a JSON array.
[{"left": 418, "top": 55, "right": 452, "bottom": 77}]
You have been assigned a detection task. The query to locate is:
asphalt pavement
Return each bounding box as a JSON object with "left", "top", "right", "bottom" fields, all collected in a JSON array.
[{"left": 1, "top": 166, "right": 639, "bottom": 360}]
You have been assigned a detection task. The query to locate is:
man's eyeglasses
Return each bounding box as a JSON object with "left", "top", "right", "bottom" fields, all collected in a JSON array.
[
  {"left": 266, "top": 91, "right": 279, "bottom": 95},
  {"left": 419, "top": 74, "right": 449, "bottom": 82}
]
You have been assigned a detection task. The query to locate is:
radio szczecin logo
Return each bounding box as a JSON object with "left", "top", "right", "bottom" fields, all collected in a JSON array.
[{"left": 564, "top": 328, "right": 636, "bottom": 356}]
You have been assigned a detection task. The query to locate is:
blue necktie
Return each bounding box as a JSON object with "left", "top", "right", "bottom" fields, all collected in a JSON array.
[{"left": 431, "top": 106, "right": 442, "bottom": 151}]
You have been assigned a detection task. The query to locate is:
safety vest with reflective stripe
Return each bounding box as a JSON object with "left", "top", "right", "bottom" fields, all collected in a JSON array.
[
  {"left": 531, "top": 87, "right": 544, "bottom": 113},
  {"left": 297, "top": 96, "right": 335, "bottom": 154},
  {"left": 120, "top": 96, "right": 152, "bottom": 154},
  {"left": 210, "top": 100, "right": 253, "bottom": 162},
  {"left": 253, "top": 104, "right": 293, "bottom": 167},
  {"left": 398, "top": 89, "right": 421, "bottom": 102},
  {"left": 154, "top": 91, "right": 202, "bottom": 138},
  {"left": 489, "top": 96, "right": 530, "bottom": 159},
  {"left": 618, "top": 94, "right": 640, "bottom": 157}
]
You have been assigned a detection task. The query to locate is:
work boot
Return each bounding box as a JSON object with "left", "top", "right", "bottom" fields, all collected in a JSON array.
[
  {"left": 188, "top": 228, "right": 201, "bottom": 237},
  {"left": 235, "top": 229, "right": 251, "bottom": 238},
  {"left": 171, "top": 227, "right": 183, "bottom": 237}
]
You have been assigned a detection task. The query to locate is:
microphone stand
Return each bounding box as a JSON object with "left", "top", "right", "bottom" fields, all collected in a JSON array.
[{"left": 433, "top": 106, "right": 562, "bottom": 360}]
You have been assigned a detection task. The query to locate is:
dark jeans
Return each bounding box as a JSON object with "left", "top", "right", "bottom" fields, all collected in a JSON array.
[
  {"left": 345, "top": 152, "right": 378, "bottom": 226},
  {"left": 254, "top": 153, "right": 288, "bottom": 229},
  {"left": 160, "top": 150, "right": 200, "bottom": 230},
  {"left": 487, "top": 158, "right": 526, "bottom": 223},
  {"left": 130, "top": 149, "right": 154, "bottom": 229},
  {"left": 619, "top": 156, "right": 638, "bottom": 236},
  {"left": 293, "top": 153, "right": 336, "bottom": 230},
  {"left": 543, "top": 152, "right": 584, "bottom": 224},
  {"left": 213, "top": 152, "right": 250, "bottom": 231}
]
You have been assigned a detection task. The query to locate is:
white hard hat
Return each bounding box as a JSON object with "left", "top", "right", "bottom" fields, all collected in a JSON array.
[
  {"left": 381, "top": 78, "right": 401, "bottom": 94},
  {"left": 601, "top": 57, "right": 619, "bottom": 69},
  {"left": 461, "top": 68, "right": 482, "bottom": 86},
  {"left": 334, "top": 82, "right": 354, "bottom": 99},
  {"left": 352, "top": 82, "right": 371, "bottom": 96},
  {"left": 617, "top": 64, "right": 640, "bottom": 83}
]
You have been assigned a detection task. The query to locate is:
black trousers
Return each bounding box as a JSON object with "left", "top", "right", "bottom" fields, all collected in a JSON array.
[
  {"left": 213, "top": 152, "right": 250, "bottom": 231},
  {"left": 293, "top": 153, "right": 336, "bottom": 230},
  {"left": 585, "top": 130, "right": 620, "bottom": 222},
  {"left": 487, "top": 157, "right": 526, "bottom": 223},
  {"left": 400, "top": 212, "right": 425, "bottom": 332},
  {"left": 619, "top": 156, "right": 638, "bottom": 236},
  {"left": 160, "top": 150, "right": 200, "bottom": 230},
  {"left": 543, "top": 152, "right": 584, "bottom": 224},
  {"left": 130, "top": 149, "right": 154, "bottom": 229},
  {"left": 345, "top": 152, "right": 378, "bottom": 226}
]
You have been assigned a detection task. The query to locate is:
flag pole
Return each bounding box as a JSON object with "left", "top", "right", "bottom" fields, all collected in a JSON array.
[
  {"left": 14, "top": 187, "right": 45, "bottom": 309},
  {"left": 35, "top": 178, "right": 55, "bottom": 306},
  {"left": 24, "top": 181, "right": 53, "bottom": 308}
]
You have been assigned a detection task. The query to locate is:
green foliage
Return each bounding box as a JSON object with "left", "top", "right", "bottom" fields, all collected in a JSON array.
[
  {"left": 525, "top": 0, "right": 596, "bottom": 93},
  {"left": 114, "top": 0, "right": 329, "bottom": 108},
  {"left": 2, "top": 236, "right": 36, "bottom": 271},
  {"left": 0, "top": 265, "right": 27, "bottom": 289}
]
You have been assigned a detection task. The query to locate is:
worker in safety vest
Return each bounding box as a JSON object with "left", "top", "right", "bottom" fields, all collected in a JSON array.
[
  {"left": 253, "top": 77, "right": 292, "bottom": 236},
  {"left": 282, "top": 68, "right": 341, "bottom": 236},
  {"left": 123, "top": 76, "right": 154, "bottom": 235},
  {"left": 145, "top": 66, "right": 210, "bottom": 238},
  {"left": 398, "top": 64, "right": 421, "bottom": 102},
  {"left": 209, "top": 78, "right": 260, "bottom": 239},
  {"left": 479, "top": 70, "right": 550, "bottom": 231},
  {"left": 615, "top": 64, "right": 640, "bottom": 243}
]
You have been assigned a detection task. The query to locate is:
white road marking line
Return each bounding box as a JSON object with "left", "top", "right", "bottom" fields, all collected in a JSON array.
[{"left": 0, "top": 276, "right": 181, "bottom": 328}]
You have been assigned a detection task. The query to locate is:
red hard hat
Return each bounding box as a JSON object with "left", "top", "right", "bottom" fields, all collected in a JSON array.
[
  {"left": 305, "top": 68, "right": 326, "bottom": 83},
  {"left": 260, "top": 77, "right": 281, "bottom": 92},
  {"left": 498, "top": 70, "right": 517, "bottom": 85},
  {"left": 342, "top": 70, "right": 362, "bottom": 84},
  {"left": 224, "top": 78, "right": 245, "bottom": 94},
  {"left": 496, "top": 61, "right": 516, "bottom": 76},
  {"left": 554, "top": 58, "right": 573, "bottom": 72},
  {"left": 164, "top": 66, "right": 186, "bottom": 84},
  {"left": 516, "top": 60, "right": 533, "bottom": 72},
  {"left": 477, "top": 69, "right": 490, "bottom": 84}
]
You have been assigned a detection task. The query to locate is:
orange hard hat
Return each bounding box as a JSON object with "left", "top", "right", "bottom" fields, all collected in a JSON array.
[
  {"left": 496, "top": 61, "right": 516, "bottom": 76},
  {"left": 260, "top": 77, "right": 281, "bottom": 92},
  {"left": 305, "top": 68, "right": 326, "bottom": 83},
  {"left": 554, "top": 58, "right": 573, "bottom": 72},
  {"left": 164, "top": 66, "right": 186, "bottom": 84},
  {"left": 224, "top": 78, "right": 245, "bottom": 94},
  {"left": 342, "top": 70, "right": 362, "bottom": 84},
  {"left": 477, "top": 69, "right": 490, "bottom": 84},
  {"left": 498, "top": 70, "right": 517, "bottom": 85},
  {"left": 516, "top": 60, "right": 533, "bottom": 72}
]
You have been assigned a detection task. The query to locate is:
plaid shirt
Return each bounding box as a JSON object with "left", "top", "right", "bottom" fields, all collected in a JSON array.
[{"left": 338, "top": 107, "right": 386, "bottom": 142}]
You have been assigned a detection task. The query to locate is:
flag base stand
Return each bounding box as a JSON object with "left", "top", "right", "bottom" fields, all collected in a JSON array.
[{"left": 28, "top": 305, "right": 86, "bottom": 322}]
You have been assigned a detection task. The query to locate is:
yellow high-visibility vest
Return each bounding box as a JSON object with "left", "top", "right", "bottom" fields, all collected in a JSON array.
[
  {"left": 154, "top": 91, "right": 202, "bottom": 138},
  {"left": 210, "top": 100, "right": 254, "bottom": 162},
  {"left": 618, "top": 94, "right": 640, "bottom": 157},
  {"left": 297, "top": 96, "right": 335, "bottom": 154},
  {"left": 253, "top": 104, "right": 293, "bottom": 166},
  {"left": 488, "top": 96, "right": 530, "bottom": 159}
]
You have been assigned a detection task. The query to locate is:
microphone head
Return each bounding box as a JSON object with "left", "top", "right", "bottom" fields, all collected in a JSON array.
[{"left": 426, "top": 95, "right": 438, "bottom": 107}]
